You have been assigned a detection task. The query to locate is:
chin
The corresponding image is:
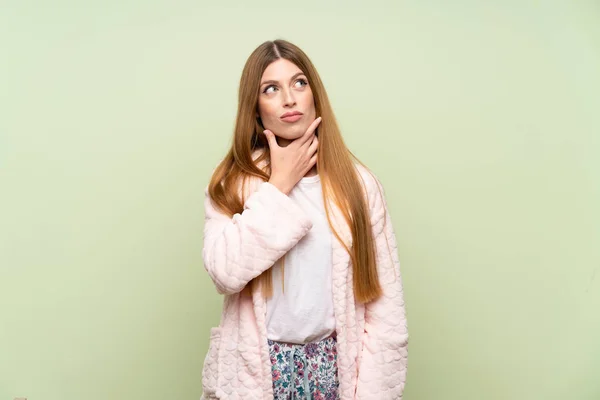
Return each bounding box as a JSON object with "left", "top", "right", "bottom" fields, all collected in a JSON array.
[{"left": 277, "top": 126, "right": 306, "bottom": 140}]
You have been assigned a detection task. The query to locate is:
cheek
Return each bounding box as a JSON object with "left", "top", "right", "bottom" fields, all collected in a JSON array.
[
  {"left": 301, "top": 91, "right": 316, "bottom": 113},
  {"left": 258, "top": 100, "right": 278, "bottom": 121}
]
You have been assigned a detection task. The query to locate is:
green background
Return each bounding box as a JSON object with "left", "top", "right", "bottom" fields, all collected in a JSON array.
[{"left": 1, "top": 1, "right": 599, "bottom": 399}]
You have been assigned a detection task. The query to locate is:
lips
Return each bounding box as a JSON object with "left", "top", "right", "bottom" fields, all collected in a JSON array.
[{"left": 280, "top": 111, "right": 303, "bottom": 118}]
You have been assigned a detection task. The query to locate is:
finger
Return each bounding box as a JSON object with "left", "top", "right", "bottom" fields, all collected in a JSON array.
[
  {"left": 300, "top": 132, "right": 317, "bottom": 150},
  {"left": 263, "top": 130, "right": 279, "bottom": 149},
  {"left": 308, "top": 154, "right": 317, "bottom": 169},
  {"left": 297, "top": 117, "right": 322, "bottom": 146},
  {"left": 307, "top": 134, "right": 318, "bottom": 155}
]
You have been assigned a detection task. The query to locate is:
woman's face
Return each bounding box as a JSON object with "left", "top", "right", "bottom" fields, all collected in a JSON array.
[{"left": 257, "top": 58, "right": 316, "bottom": 144}]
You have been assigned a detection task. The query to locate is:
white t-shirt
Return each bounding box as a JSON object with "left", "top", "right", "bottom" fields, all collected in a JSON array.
[{"left": 265, "top": 174, "right": 336, "bottom": 344}]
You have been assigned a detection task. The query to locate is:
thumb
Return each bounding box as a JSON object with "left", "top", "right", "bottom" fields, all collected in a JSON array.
[{"left": 263, "top": 130, "right": 278, "bottom": 149}]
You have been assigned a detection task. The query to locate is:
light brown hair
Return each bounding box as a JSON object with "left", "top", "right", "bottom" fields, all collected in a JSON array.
[{"left": 207, "top": 39, "right": 382, "bottom": 303}]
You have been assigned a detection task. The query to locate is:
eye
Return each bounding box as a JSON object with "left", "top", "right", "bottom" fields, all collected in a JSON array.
[
  {"left": 263, "top": 85, "right": 277, "bottom": 94},
  {"left": 295, "top": 78, "right": 308, "bottom": 88}
]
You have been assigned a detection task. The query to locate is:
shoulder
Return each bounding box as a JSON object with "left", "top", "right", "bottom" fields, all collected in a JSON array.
[
  {"left": 354, "top": 162, "right": 378, "bottom": 187},
  {"left": 354, "top": 162, "right": 385, "bottom": 205},
  {"left": 353, "top": 163, "right": 392, "bottom": 231}
]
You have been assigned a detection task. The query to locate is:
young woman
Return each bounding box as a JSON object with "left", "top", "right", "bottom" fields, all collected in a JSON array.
[{"left": 201, "top": 39, "right": 408, "bottom": 400}]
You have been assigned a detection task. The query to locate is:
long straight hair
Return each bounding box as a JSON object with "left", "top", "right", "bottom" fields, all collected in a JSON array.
[{"left": 208, "top": 39, "right": 382, "bottom": 303}]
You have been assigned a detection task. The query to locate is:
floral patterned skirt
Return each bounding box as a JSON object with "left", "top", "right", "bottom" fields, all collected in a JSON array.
[{"left": 268, "top": 335, "right": 340, "bottom": 400}]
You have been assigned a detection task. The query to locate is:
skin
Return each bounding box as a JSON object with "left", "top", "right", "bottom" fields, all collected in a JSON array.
[{"left": 257, "top": 59, "right": 321, "bottom": 194}]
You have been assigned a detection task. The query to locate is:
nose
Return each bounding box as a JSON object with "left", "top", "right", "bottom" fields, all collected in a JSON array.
[{"left": 282, "top": 87, "right": 296, "bottom": 108}]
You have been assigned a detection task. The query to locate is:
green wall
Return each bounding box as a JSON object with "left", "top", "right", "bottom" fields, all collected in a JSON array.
[{"left": 1, "top": 1, "right": 598, "bottom": 399}]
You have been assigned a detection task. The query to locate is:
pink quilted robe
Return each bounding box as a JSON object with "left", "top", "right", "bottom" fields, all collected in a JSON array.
[{"left": 201, "top": 163, "right": 408, "bottom": 399}]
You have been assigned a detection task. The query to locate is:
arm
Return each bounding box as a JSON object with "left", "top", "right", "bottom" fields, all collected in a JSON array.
[
  {"left": 355, "top": 174, "right": 409, "bottom": 399},
  {"left": 202, "top": 181, "right": 313, "bottom": 295}
]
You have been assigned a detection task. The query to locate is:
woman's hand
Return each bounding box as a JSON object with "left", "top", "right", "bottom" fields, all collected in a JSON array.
[{"left": 263, "top": 117, "right": 321, "bottom": 195}]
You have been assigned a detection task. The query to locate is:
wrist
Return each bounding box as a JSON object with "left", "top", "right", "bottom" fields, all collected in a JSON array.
[{"left": 268, "top": 178, "right": 292, "bottom": 195}]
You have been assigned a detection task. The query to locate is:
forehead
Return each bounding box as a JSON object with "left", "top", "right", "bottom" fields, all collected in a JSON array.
[{"left": 261, "top": 59, "right": 304, "bottom": 81}]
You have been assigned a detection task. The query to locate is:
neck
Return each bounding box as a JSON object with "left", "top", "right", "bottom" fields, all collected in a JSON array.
[
  {"left": 277, "top": 137, "right": 293, "bottom": 148},
  {"left": 305, "top": 165, "right": 318, "bottom": 177}
]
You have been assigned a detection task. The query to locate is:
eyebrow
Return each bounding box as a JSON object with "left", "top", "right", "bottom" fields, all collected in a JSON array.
[{"left": 260, "top": 71, "right": 305, "bottom": 87}]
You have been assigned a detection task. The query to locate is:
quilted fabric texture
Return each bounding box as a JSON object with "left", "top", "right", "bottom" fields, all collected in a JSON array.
[{"left": 201, "top": 164, "right": 408, "bottom": 399}]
